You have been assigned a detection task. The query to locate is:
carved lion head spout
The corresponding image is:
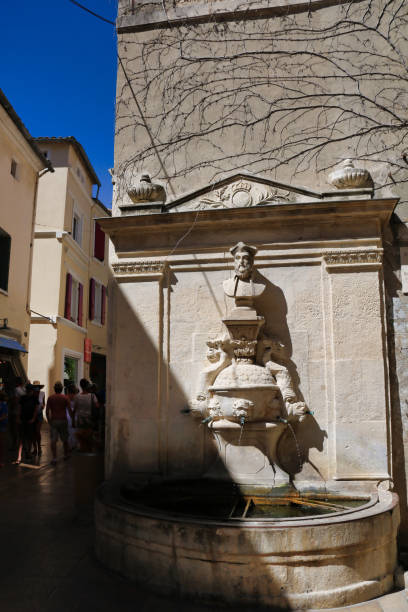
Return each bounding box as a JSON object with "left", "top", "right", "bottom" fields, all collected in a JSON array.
[
  {"left": 230, "top": 242, "right": 258, "bottom": 280},
  {"left": 232, "top": 398, "right": 254, "bottom": 419}
]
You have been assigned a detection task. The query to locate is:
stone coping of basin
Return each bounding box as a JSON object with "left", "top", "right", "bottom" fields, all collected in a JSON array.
[
  {"left": 97, "top": 481, "right": 397, "bottom": 530},
  {"left": 209, "top": 384, "right": 280, "bottom": 390}
]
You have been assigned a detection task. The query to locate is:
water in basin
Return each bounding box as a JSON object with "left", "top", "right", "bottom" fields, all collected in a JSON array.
[{"left": 121, "top": 479, "right": 369, "bottom": 520}]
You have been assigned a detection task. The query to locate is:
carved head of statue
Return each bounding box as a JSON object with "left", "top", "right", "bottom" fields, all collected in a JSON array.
[{"left": 230, "top": 242, "right": 258, "bottom": 280}]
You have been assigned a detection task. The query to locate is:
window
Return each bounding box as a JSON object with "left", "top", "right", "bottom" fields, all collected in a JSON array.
[
  {"left": 64, "top": 273, "right": 83, "bottom": 326},
  {"left": 10, "top": 159, "right": 18, "bottom": 179},
  {"left": 72, "top": 210, "right": 82, "bottom": 246},
  {"left": 64, "top": 355, "right": 79, "bottom": 387},
  {"left": 63, "top": 349, "right": 83, "bottom": 391},
  {"left": 0, "top": 228, "right": 11, "bottom": 292},
  {"left": 93, "top": 222, "right": 105, "bottom": 262},
  {"left": 89, "top": 278, "right": 106, "bottom": 325},
  {"left": 76, "top": 166, "right": 85, "bottom": 184}
]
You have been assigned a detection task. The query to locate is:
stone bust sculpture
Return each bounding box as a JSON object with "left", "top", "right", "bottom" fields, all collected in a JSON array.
[{"left": 223, "top": 241, "right": 265, "bottom": 306}]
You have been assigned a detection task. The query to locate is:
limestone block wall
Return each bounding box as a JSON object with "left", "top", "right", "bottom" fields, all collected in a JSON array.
[{"left": 114, "top": 0, "right": 406, "bottom": 212}]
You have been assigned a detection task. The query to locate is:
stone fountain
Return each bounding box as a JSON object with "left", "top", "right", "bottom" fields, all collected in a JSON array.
[
  {"left": 189, "top": 241, "right": 309, "bottom": 491},
  {"left": 95, "top": 168, "right": 400, "bottom": 610}
]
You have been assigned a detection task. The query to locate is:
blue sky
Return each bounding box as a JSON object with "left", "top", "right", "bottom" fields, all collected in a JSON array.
[{"left": 1, "top": 0, "right": 118, "bottom": 207}]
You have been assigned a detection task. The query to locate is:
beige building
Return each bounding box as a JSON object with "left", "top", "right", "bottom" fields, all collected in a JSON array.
[
  {"left": 0, "top": 89, "right": 52, "bottom": 394},
  {"left": 28, "top": 137, "right": 111, "bottom": 397}
]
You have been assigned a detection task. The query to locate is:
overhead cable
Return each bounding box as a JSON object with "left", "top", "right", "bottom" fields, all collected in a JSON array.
[{"left": 68, "top": 0, "right": 115, "bottom": 25}]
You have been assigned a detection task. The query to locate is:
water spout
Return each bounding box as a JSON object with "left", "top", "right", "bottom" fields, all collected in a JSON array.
[
  {"left": 277, "top": 416, "right": 288, "bottom": 424},
  {"left": 201, "top": 416, "right": 213, "bottom": 425},
  {"left": 240, "top": 415, "right": 245, "bottom": 427}
]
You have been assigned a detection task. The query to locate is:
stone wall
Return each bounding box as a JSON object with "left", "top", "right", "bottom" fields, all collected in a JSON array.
[{"left": 114, "top": 0, "right": 407, "bottom": 212}]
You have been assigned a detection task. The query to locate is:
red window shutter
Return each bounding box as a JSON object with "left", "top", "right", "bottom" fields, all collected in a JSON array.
[
  {"left": 89, "top": 278, "right": 95, "bottom": 320},
  {"left": 64, "top": 273, "right": 72, "bottom": 319},
  {"left": 78, "top": 283, "right": 83, "bottom": 327},
  {"left": 101, "top": 286, "right": 106, "bottom": 325},
  {"left": 94, "top": 222, "right": 105, "bottom": 261}
]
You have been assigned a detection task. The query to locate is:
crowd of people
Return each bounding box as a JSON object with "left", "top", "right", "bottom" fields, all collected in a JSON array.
[{"left": 0, "top": 377, "right": 105, "bottom": 467}]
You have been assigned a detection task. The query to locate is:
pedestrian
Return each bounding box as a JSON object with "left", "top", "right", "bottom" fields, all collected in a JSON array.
[
  {"left": 0, "top": 391, "right": 8, "bottom": 467},
  {"left": 9, "top": 377, "right": 25, "bottom": 450},
  {"left": 66, "top": 384, "right": 78, "bottom": 451},
  {"left": 32, "top": 380, "right": 45, "bottom": 456},
  {"left": 73, "top": 379, "right": 99, "bottom": 452},
  {"left": 46, "top": 381, "right": 71, "bottom": 465},
  {"left": 14, "top": 384, "right": 38, "bottom": 464}
]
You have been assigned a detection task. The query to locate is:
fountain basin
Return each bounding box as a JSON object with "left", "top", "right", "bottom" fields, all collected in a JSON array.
[{"left": 95, "top": 481, "right": 399, "bottom": 610}]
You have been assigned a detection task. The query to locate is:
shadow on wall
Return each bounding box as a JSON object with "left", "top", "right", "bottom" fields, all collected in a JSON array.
[
  {"left": 256, "top": 273, "right": 328, "bottom": 483},
  {"left": 385, "top": 214, "right": 408, "bottom": 546},
  {"left": 278, "top": 417, "right": 327, "bottom": 483},
  {"left": 256, "top": 273, "right": 304, "bottom": 401},
  {"left": 107, "top": 278, "right": 295, "bottom": 609}
]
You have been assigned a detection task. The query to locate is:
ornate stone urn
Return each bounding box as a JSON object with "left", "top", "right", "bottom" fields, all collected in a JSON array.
[
  {"left": 127, "top": 173, "right": 167, "bottom": 203},
  {"left": 328, "top": 159, "right": 373, "bottom": 189}
]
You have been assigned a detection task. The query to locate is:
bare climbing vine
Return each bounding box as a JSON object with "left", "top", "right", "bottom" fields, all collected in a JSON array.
[{"left": 115, "top": 0, "right": 408, "bottom": 199}]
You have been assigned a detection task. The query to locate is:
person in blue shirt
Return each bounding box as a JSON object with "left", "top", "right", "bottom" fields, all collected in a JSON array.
[{"left": 0, "top": 391, "right": 8, "bottom": 467}]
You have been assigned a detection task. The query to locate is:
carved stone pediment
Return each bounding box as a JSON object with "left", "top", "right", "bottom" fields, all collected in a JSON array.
[{"left": 167, "top": 174, "right": 296, "bottom": 213}]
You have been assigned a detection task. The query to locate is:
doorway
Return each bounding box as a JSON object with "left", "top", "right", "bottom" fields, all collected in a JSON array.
[
  {"left": 90, "top": 353, "right": 106, "bottom": 393},
  {"left": 63, "top": 350, "right": 82, "bottom": 391}
]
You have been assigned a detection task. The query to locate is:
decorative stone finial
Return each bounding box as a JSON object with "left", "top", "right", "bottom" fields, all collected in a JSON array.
[
  {"left": 127, "top": 174, "right": 167, "bottom": 204},
  {"left": 328, "top": 159, "right": 373, "bottom": 189}
]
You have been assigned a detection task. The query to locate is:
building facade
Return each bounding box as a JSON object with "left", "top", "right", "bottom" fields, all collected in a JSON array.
[
  {"left": 0, "top": 89, "right": 52, "bottom": 394},
  {"left": 28, "top": 137, "right": 110, "bottom": 397}
]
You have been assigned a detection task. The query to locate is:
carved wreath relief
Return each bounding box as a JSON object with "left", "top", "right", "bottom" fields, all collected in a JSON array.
[{"left": 176, "top": 180, "right": 292, "bottom": 212}]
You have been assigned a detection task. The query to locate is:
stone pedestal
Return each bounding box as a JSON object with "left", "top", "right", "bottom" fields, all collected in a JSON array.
[{"left": 206, "top": 420, "right": 290, "bottom": 490}]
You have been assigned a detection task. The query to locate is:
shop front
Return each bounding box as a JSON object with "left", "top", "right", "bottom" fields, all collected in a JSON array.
[{"left": 0, "top": 335, "right": 28, "bottom": 396}]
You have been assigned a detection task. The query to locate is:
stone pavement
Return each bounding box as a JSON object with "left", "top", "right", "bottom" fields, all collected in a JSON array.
[{"left": 0, "top": 431, "right": 407, "bottom": 612}]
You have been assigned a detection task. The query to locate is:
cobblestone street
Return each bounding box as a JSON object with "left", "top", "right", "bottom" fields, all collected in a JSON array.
[
  {"left": 0, "top": 428, "right": 406, "bottom": 612},
  {"left": 0, "top": 429, "right": 203, "bottom": 612}
]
